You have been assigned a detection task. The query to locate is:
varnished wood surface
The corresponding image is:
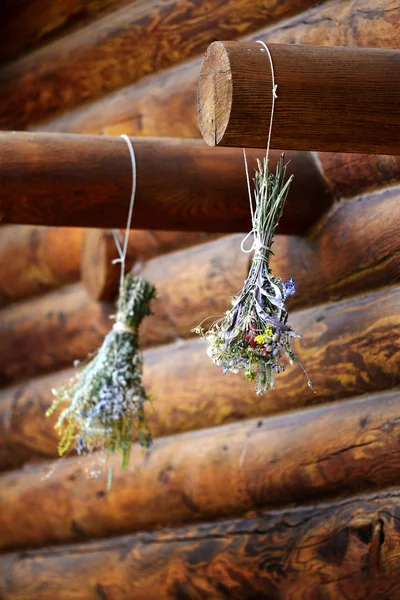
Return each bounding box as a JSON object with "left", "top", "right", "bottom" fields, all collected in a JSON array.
[
  {"left": 1, "top": 388, "right": 399, "bottom": 551},
  {"left": 0, "top": 133, "right": 330, "bottom": 233},
  {"left": 318, "top": 153, "right": 400, "bottom": 199},
  {"left": 0, "top": 285, "right": 399, "bottom": 469},
  {"left": 0, "top": 0, "right": 399, "bottom": 596},
  {"left": 0, "top": 283, "right": 113, "bottom": 387},
  {"left": 0, "top": 225, "right": 83, "bottom": 308},
  {"left": 284, "top": 185, "right": 400, "bottom": 307},
  {"left": 1, "top": 488, "right": 400, "bottom": 599},
  {"left": 36, "top": 0, "right": 400, "bottom": 144},
  {"left": 81, "top": 229, "right": 217, "bottom": 301},
  {"left": 0, "top": 185, "right": 398, "bottom": 386},
  {"left": 198, "top": 42, "right": 400, "bottom": 154},
  {"left": 0, "top": 0, "right": 136, "bottom": 64},
  {"left": 0, "top": 0, "right": 322, "bottom": 128}
]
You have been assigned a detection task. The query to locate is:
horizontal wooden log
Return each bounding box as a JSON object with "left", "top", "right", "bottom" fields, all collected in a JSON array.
[
  {"left": 317, "top": 153, "right": 400, "bottom": 199},
  {"left": 40, "top": 65, "right": 400, "bottom": 198},
  {"left": 0, "top": 225, "right": 82, "bottom": 307},
  {"left": 198, "top": 42, "right": 400, "bottom": 154},
  {"left": 0, "top": 284, "right": 113, "bottom": 386},
  {"left": 1, "top": 388, "right": 399, "bottom": 551},
  {"left": 0, "top": 184, "right": 399, "bottom": 385},
  {"left": 81, "top": 229, "right": 217, "bottom": 301},
  {"left": 0, "top": 133, "right": 330, "bottom": 233},
  {"left": 35, "top": 0, "right": 400, "bottom": 150},
  {"left": 283, "top": 185, "right": 400, "bottom": 306},
  {"left": 0, "top": 0, "right": 324, "bottom": 129},
  {"left": 0, "top": 284, "right": 399, "bottom": 470},
  {"left": 1, "top": 489, "right": 400, "bottom": 599},
  {"left": 0, "top": 0, "right": 134, "bottom": 63}
]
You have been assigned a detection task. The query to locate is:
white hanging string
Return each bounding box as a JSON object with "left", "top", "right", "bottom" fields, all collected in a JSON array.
[
  {"left": 112, "top": 134, "right": 137, "bottom": 292},
  {"left": 258, "top": 40, "right": 278, "bottom": 163},
  {"left": 241, "top": 40, "right": 278, "bottom": 258}
]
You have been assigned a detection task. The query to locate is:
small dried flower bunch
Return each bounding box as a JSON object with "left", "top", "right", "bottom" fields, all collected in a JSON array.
[
  {"left": 47, "top": 275, "right": 156, "bottom": 468},
  {"left": 195, "top": 154, "right": 307, "bottom": 394}
]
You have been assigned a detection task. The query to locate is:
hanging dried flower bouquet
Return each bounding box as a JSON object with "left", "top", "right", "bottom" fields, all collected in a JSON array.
[
  {"left": 47, "top": 275, "right": 155, "bottom": 467},
  {"left": 194, "top": 155, "right": 308, "bottom": 394}
]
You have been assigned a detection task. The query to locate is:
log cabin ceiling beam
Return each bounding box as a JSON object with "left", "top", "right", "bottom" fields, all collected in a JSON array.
[
  {"left": 197, "top": 42, "right": 400, "bottom": 155},
  {"left": 0, "top": 133, "right": 331, "bottom": 233},
  {"left": 0, "top": 488, "right": 399, "bottom": 598},
  {"left": 0, "top": 387, "right": 399, "bottom": 552},
  {"left": 1, "top": 284, "right": 399, "bottom": 468}
]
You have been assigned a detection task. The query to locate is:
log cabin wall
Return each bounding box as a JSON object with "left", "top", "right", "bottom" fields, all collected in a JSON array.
[{"left": 0, "top": 0, "right": 399, "bottom": 598}]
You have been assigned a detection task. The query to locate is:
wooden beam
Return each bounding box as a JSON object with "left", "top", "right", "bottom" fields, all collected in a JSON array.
[
  {"left": 0, "top": 133, "right": 330, "bottom": 232},
  {"left": 0, "top": 0, "right": 323, "bottom": 129},
  {"left": 0, "top": 225, "right": 83, "bottom": 308},
  {"left": 81, "top": 229, "right": 218, "bottom": 301},
  {"left": 35, "top": 0, "right": 400, "bottom": 146},
  {"left": 0, "top": 388, "right": 399, "bottom": 551},
  {"left": 0, "top": 489, "right": 399, "bottom": 599},
  {"left": 0, "top": 184, "right": 399, "bottom": 386},
  {"left": 1, "top": 285, "right": 399, "bottom": 469},
  {"left": 198, "top": 42, "right": 400, "bottom": 154}
]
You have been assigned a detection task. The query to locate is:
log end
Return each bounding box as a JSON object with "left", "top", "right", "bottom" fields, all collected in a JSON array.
[{"left": 198, "top": 42, "right": 233, "bottom": 147}]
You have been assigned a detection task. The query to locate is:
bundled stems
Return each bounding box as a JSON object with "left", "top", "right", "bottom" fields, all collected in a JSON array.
[
  {"left": 194, "top": 154, "right": 309, "bottom": 394},
  {"left": 47, "top": 275, "right": 156, "bottom": 467}
]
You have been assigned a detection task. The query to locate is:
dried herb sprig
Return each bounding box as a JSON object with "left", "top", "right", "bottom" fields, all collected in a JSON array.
[
  {"left": 47, "top": 275, "right": 156, "bottom": 467},
  {"left": 194, "top": 154, "right": 310, "bottom": 394}
]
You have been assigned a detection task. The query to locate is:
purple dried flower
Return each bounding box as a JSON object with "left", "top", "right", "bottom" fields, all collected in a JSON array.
[{"left": 283, "top": 278, "right": 296, "bottom": 300}]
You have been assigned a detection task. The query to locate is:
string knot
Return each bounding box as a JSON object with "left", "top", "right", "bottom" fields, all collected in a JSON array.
[
  {"left": 241, "top": 230, "right": 269, "bottom": 260},
  {"left": 113, "top": 322, "right": 137, "bottom": 335}
]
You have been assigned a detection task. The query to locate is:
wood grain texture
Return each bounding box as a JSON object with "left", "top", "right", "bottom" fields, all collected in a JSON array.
[
  {"left": 279, "top": 185, "right": 400, "bottom": 308},
  {"left": 81, "top": 229, "right": 217, "bottom": 301},
  {"left": 0, "top": 0, "right": 136, "bottom": 63},
  {"left": 317, "top": 153, "right": 400, "bottom": 199},
  {"left": 36, "top": 0, "right": 400, "bottom": 143},
  {"left": 0, "top": 283, "right": 113, "bottom": 386},
  {"left": 1, "top": 184, "right": 399, "bottom": 386},
  {"left": 198, "top": 42, "right": 400, "bottom": 154},
  {"left": 1, "top": 489, "right": 400, "bottom": 599},
  {"left": 0, "top": 133, "right": 330, "bottom": 233},
  {"left": 0, "top": 225, "right": 83, "bottom": 308},
  {"left": 0, "top": 0, "right": 322, "bottom": 128},
  {"left": 1, "top": 388, "right": 400, "bottom": 551},
  {"left": 0, "top": 285, "right": 399, "bottom": 470}
]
